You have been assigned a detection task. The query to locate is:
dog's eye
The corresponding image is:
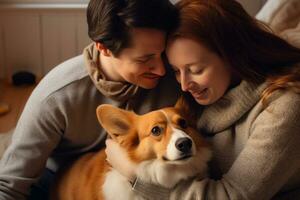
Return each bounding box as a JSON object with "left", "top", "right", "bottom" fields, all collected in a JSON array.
[
  {"left": 151, "top": 126, "right": 162, "bottom": 136},
  {"left": 178, "top": 118, "right": 188, "bottom": 129}
]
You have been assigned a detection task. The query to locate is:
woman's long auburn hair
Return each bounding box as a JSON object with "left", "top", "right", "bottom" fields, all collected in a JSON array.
[{"left": 172, "top": 0, "right": 300, "bottom": 104}]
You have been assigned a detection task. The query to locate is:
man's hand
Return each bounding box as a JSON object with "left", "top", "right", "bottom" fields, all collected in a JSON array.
[{"left": 105, "top": 139, "right": 137, "bottom": 182}]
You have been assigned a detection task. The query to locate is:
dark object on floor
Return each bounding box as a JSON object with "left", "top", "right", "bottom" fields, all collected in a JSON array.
[{"left": 12, "top": 71, "right": 36, "bottom": 86}]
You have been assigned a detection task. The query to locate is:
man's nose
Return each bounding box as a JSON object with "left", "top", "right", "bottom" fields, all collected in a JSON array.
[{"left": 151, "top": 58, "right": 166, "bottom": 76}]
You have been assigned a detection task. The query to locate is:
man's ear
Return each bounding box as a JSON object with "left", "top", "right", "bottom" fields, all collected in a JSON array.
[
  {"left": 96, "top": 104, "right": 135, "bottom": 140},
  {"left": 95, "top": 42, "right": 112, "bottom": 57}
]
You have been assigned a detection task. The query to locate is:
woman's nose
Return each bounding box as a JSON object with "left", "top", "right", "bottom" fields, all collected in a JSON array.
[{"left": 180, "top": 73, "right": 190, "bottom": 92}]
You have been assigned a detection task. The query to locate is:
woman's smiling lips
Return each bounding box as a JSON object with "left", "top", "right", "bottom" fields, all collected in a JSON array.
[{"left": 190, "top": 88, "right": 208, "bottom": 99}]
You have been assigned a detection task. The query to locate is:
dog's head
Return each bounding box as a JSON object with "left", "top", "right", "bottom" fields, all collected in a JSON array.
[{"left": 96, "top": 98, "right": 210, "bottom": 165}]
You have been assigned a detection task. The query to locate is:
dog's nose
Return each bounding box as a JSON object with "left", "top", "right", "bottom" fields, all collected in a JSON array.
[{"left": 175, "top": 137, "right": 192, "bottom": 154}]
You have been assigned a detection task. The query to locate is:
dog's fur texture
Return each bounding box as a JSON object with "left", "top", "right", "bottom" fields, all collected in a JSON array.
[{"left": 51, "top": 99, "right": 211, "bottom": 200}]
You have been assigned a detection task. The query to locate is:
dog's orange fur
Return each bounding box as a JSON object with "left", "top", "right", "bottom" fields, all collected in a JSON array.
[
  {"left": 51, "top": 99, "right": 209, "bottom": 200},
  {"left": 51, "top": 151, "right": 109, "bottom": 200}
]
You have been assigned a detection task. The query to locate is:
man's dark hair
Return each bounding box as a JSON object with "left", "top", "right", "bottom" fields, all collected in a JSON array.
[{"left": 87, "top": 0, "right": 178, "bottom": 56}]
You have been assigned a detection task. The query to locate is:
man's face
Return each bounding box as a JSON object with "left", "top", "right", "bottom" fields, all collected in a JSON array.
[{"left": 109, "top": 28, "right": 167, "bottom": 89}]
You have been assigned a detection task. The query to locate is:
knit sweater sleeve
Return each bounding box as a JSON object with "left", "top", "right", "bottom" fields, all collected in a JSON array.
[
  {"left": 133, "top": 92, "right": 300, "bottom": 200},
  {"left": 0, "top": 93, "right": 63, "bottom": 200}
]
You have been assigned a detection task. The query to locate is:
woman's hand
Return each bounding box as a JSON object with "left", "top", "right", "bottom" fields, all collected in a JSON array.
[{"left": 105, "top": 139, "right": 137, "bottom": 182}]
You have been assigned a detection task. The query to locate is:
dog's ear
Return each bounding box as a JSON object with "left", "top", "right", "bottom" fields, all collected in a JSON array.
[
  {"left": 175, "top": 96, "right": 190, "bottom": 117},
  {"left": 174, "top": 94, "right": 198, "bottom": 127},
  {"left": 96, "top": 104, "right": 135, "bottom": 140}
]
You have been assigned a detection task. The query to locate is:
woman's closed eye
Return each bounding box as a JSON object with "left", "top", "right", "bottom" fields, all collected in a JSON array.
[{"left": 189, "top": 66, "right": 204, "bottom": 74}]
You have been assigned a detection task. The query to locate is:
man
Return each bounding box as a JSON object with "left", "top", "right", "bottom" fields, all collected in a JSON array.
[{"left": 0, "top": 0, "right": 179, "bottom": 199}]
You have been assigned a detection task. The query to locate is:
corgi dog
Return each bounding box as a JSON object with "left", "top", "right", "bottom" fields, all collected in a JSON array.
[{"left": 51, "top": 98, "right": 211, "bottom": 200}]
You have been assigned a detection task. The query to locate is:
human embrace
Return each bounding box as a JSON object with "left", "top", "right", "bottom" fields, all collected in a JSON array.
[{"left": 0, "top": 0, "right": 300, "bottom": 200}]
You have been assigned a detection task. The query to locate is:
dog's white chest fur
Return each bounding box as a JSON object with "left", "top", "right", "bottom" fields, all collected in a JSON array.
[{"left": 103, "top": 170, "right": 141, "bottom": 200}]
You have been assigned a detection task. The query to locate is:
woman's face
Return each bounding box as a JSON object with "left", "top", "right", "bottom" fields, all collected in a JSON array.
[{"left": 166, "top": 37, "right": 232, "bottom": 105}]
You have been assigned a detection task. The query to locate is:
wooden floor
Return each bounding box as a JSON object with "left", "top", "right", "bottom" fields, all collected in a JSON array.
[{"left": 0, "top": 80, "right": 36, "bottom": 133}]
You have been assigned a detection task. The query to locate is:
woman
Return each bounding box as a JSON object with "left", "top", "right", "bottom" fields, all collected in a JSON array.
[
  {"left": 0, "top": 0, "right": 180, "bottom": 199},
  {"left": 105, "top": 0, "right": 300, "bottom": 199}
]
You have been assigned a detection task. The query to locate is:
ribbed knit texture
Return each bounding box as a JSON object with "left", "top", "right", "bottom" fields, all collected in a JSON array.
[{"left": 133, "top": 178, "right": 170, "bottom": 200}]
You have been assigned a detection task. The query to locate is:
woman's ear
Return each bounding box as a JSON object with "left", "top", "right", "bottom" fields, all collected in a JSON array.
[
  {"left": 96, "top": 104, "right": 135, "bottom": 140},
  {"left": 95, "top": 42, "right": 112, "bottom": 57}
]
